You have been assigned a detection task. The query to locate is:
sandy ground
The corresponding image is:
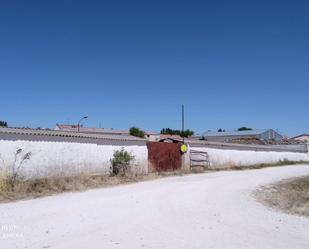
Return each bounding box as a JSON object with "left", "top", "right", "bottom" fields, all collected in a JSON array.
[{"left": 1, "top": 165, "right": 309, "bottom": 249}]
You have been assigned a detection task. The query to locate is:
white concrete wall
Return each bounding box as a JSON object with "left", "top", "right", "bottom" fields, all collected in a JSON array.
[
  {"left": 188, "top": 145, "right": 309, "bottom": 169},
  {"left": 1, "top": 139, "right": 307, "bottom": 178},
  {"left": 0, "top": 140, "right": 148, "bottom": 179}
]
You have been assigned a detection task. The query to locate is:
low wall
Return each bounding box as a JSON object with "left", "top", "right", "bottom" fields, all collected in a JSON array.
[
  {"left": 1, "top": 127, "right": 307, "bottom": 178},
  {"left": 0, "top": 140, "right": 148, "bottom": 179},
  {"left": 187, "top": 144, "right": 309, "bottom": 169}
]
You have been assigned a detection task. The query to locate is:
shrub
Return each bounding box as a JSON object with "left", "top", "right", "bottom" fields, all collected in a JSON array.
[
  {"left": 129, "top": 127, "right": 145, "bottom": 138},
  {"left": 110, "top": 148, "right": 135, "bottom": 176}
]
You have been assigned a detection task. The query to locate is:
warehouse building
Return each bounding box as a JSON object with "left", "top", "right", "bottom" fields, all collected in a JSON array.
[{"left": 201, "top": 129, "right": 283, "bottom": 142}]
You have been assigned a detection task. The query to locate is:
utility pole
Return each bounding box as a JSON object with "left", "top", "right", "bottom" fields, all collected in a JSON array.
[{"left": 182, "top": 104, "right": 185, "bottom": 143}]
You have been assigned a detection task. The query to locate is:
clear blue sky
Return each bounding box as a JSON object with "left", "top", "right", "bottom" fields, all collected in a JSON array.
[{"left": 1, "top": 0, "right": 308, "bottom": 136}]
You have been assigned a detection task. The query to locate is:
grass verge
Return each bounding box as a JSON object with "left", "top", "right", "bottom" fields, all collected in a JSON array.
[
  {"left": 228, "top": 160, "right": 309, "bottom": 171},
  {"left": 0, "top": 161, "right": 308, "bottom": 204},
  {"left": 0, "top": 171, "right": 187, "bottom": 203},
  {"left": 254, "top": 175, "right": 309, "bottom": 217}
]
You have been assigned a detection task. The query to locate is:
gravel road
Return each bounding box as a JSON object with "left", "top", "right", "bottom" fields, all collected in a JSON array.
[{"left": 1, "top": 165, "right": 309, "bottom": 249}]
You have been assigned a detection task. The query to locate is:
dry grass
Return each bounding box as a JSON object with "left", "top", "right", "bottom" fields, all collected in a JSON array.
[
  {"left": 227, "top": 160, "right": 308, "bottom": 171},
  {"left": 1, "top": 160, "right": 307, "bottom": 204},
  {"left": 0, "top": 170, "right": 188, "bottom": 203},
  {"left": 254, "top": 176, "right": 309, "bottom": 217},
  {"left": 0, "top": 173, "right": 154, "bottom": 203}
]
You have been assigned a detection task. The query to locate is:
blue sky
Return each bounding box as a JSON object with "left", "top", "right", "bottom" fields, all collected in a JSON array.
[{"left": 0, "top": 0, "right": 308, "bottom": 136}]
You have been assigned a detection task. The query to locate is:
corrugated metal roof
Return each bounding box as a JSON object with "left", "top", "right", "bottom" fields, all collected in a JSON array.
[
  {"left": 0, "top": 127, "right": 146, "bottom": 141},
  {"left": 186, "top": 139, "right": 308, "bottom": 153},
  {"left": 55, "top": 124, "right": 158, "bottom": 136},
  {"left": 202, "top": 129, "right": 270, "bottom": 137},
  {"left": 291, "top": 134, "right": 309, "bottom": 139}
]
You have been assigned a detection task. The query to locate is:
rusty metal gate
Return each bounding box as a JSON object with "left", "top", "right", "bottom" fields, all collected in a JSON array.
[{"left": 147, "top": 142, "right": 182, "bottom": 172}]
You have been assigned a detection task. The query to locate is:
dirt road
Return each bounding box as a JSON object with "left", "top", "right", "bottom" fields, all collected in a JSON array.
[{"left": 1, "top": 165, "right": 309, "bottom": 249}]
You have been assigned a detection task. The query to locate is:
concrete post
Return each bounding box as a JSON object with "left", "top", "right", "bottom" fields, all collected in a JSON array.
[{"left": 181, "top": 144, "right": 191, "bottom": 173}]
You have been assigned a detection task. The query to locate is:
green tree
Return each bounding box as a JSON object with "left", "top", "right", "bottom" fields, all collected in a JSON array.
[
  {"left": 237, "top": 127, "right": 252, "bottom": 131},
  {"left": 129, "top": 127, "right": 145, "bottom": 138},
  {"left": 218, "top": 128, "right": 226, "bottom": 132},
  {"left": 160, "top": 128, "right": 194, "bottom": 137},
  {"left": 0, "top": 120, "right": 7, "bottom": 127}
]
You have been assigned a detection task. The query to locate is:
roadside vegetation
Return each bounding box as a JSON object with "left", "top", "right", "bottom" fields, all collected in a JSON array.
[
  {"left": 0, "top": 149, "right": 32, "bottom": 191},
  {"left": 201, "top": 159, "right": 308, "bottom": 172},
  {"left": 110, "top": 147, "right": 135, "bottom": 176},
  {"left": 0, "top": 171, "right": 185, "bottom": 204},
  {"left": 0, "top": 147, "right": 165, "bottom": 203},
  {"left": 0, "top": 173, "right": 154, "bottom": 203},
  {"left": 254, "top": 176, "right": 309, "bottom": 217},
  {"left": 231, "top": 159, "right": 308, "bottom": 170}
]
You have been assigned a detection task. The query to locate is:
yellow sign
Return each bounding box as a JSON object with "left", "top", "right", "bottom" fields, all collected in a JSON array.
[{"left": 180, "top": 144, "right": 188, "bottom": 153}]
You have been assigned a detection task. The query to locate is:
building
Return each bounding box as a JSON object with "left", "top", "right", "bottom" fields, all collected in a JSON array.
[
  {"left": 292, "top": 134, "right": 309, "bottom": 143},
  {"left": 55, "top": 124, "right": 129, "bottom": 135},
  {"left": 201, "top": 129, "right": 283, "bottom": 142},
  {"left": 158, "top": 134, "right": 183, "bottom": 143},
  {"left": 54, "top": 124, "right": 159, "bottom": 140}
]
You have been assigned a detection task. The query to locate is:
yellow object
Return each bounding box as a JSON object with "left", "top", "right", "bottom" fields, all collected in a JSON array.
[{"left": 180, "top": 144, "right": 188, "bottom": 153}]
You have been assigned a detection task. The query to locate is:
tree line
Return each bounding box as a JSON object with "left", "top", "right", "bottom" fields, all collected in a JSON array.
[
  {"left": 160, "top": 128, "right": 194, "bottom": 137},
  {"left": 129, "top": 127, "right": 195, "bottom": 138},
  {"left": 0, "top": 120, "right": 7, "bottom": 127},
  {"left": 217, "top": 127, "right": 252, "bottom": 132}
]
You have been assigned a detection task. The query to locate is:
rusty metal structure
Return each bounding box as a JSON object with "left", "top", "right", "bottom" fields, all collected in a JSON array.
[{"left": 147, "top": 142, "right": 182, "bottom": 172}]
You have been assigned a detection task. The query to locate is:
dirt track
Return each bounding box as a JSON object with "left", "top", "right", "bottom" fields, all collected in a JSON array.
[{"left": 1, "top": 165, "right": 309, "bottom": 249}]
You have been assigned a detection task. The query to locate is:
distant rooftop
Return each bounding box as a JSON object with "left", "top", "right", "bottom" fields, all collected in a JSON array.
[
  {"left": 291, "top": 134, "right": 309, "bottom": 139},
  {"left": 0, "top": 127, "right": 145, "bottom": 141},
  {"left": 55, "top": 124, "right": 158, "bottom": 135},
  {"left": 158, "top": 134, "right": 183, "bottom": 142},
  {"left": 202, "top": 129, "right": 272, "bottom": 137}
]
